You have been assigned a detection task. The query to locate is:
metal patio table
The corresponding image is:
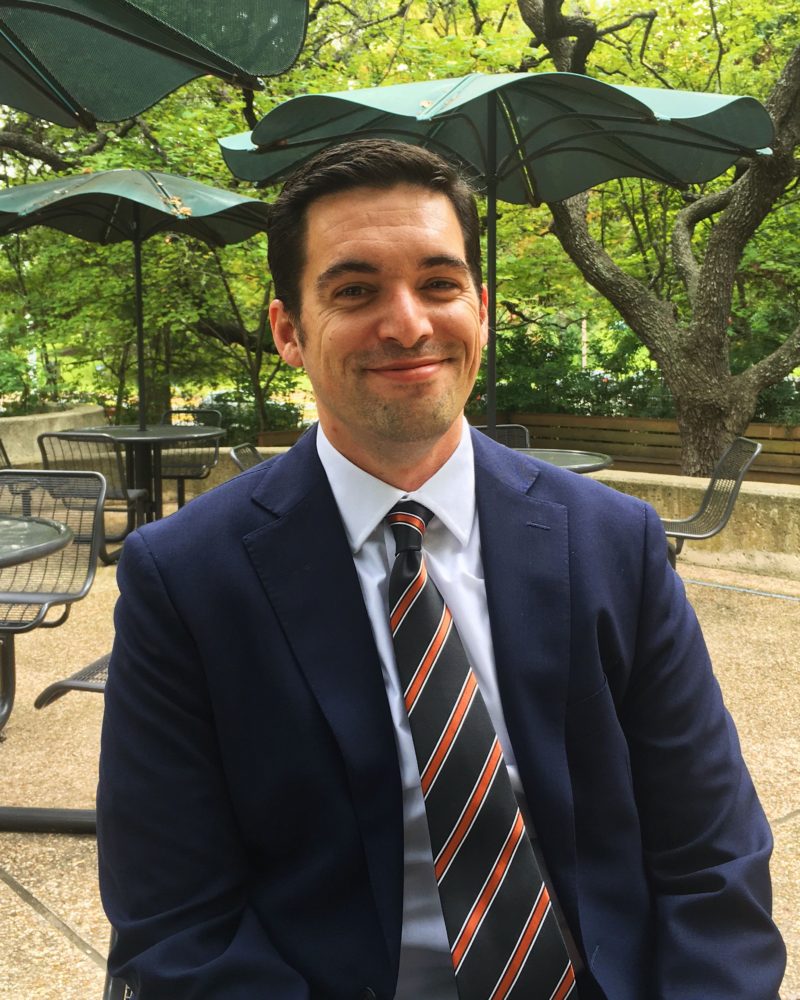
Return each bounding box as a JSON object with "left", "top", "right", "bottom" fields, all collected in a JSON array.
[
  {"left": 78, "top": 424, "right": 225, "bottom": 521},
  {"left": 519, "top": 448, "right": 613, "bottom": 474},
  {"left": 0, "top": 515, "right": 73, "bottom": 568}
]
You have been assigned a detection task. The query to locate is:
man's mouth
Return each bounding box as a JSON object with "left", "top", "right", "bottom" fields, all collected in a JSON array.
[{"left": 366, "top": 357, "right": 448, "bottom": 381}]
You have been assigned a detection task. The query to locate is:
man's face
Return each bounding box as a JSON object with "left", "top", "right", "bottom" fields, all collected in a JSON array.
[{"left": 270, "top": 183, "right": 488, "bottom": 467}]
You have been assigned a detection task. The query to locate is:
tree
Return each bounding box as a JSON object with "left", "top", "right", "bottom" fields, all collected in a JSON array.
[{"left": 518, "top": 0, "right": 800, "bottom": 472}]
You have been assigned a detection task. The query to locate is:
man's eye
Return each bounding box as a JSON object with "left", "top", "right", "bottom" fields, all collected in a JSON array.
[
  {"left": 426, "top": 279, "right": 459, "bottom": 290},
  {"left": 336, "top": 285, "right": 368, "bottom": 298}
]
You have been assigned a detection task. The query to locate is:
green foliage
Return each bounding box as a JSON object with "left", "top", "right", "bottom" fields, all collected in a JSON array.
[
  {"left": 754, "top": 379, "right": 800, "bottom": 425},
  {"left": 202, "top": 389, "right": 302, "bottom": 445},
  {"left": 469, "top": 313, "right": 675, "bottom": 417}
]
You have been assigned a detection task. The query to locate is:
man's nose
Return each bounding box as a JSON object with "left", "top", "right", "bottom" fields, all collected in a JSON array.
[{"left": 376, "top": 287, "right": 433, "bottom": 345}]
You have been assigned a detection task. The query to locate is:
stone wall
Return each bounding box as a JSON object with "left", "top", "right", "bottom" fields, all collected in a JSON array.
[
  {"left": 593, "top": 469, "right": 800, "bottom": 579},
  {"left": 0, "top": 404, "right": 106, "bottom": 465}
]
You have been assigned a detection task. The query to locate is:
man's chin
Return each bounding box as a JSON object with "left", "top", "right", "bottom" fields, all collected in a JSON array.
[{"left": 363, "top": 401, "right": 462, "bottom": 444}]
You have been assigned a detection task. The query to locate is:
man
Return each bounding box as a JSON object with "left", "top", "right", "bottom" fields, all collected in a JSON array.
[{"left": 97, "top": 139, "right": 785, "bottom": 999}]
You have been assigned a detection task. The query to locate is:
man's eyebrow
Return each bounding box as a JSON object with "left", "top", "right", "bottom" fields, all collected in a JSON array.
[
  {"left": 316, "top": 260, "right": 379, "bottom": 293},
  {"left": 420, "top": 254, "right": 470, "bottom": 272}
]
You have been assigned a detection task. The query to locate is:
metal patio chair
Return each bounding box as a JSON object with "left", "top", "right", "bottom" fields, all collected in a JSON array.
[
  {"left": 0, "top": 469, "right": 106, "bottom": 733},
  {"left": 230, "top": 442, "right": 264, "bottom": 472},
  {"left": 38, "top": 432, "right": 147, "bottom": 564},
  {"left": 475, "top": 423, "right": 531, "bottom": 448},
  {"left": 35, "top": 649, "right": 110, "bottom": 709},
  {"left": 0, "top": 653, "right": 111, "bottom": 830},
  {"left": 659, "top": 436, "right": 762, "bottom": 567},
  {"left": 159, "top": 409, "right": 222, "bottom": 508}
]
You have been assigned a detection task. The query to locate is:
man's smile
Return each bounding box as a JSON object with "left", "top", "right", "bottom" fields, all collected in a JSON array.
[{"left": 365, "top": 357, "right": 450, "bottom": 382}]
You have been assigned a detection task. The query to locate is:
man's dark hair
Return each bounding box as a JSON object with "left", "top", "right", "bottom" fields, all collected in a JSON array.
[{"left": 267, "top": 139, "right": 483, "bottom": 317}]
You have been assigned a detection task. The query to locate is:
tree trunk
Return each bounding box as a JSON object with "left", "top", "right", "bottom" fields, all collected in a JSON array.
[{"left": 671, "top": 380, "right": 759, "bottom": 475}]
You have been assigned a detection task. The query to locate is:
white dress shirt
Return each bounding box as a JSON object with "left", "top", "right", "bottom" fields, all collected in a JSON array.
[{"left": 317, "top": 419, "right": 525, "bottom": 998}]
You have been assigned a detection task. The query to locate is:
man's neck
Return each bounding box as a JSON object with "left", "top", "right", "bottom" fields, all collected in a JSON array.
[{"left": 319, "top": 418, "right": 465, "bottom": 491}]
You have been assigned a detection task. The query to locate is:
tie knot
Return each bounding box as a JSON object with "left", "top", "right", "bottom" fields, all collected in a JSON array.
[{"left": 387, "top": 501, "right": 432, "bottom": 553}]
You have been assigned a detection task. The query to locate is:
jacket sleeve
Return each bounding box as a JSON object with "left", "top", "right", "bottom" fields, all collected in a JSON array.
[
  {"left": 96, "top": 530, "right": 311, "bottom": 1000},
  {"left": 621, "top": 504, "right": 786, "bottom": 999}
]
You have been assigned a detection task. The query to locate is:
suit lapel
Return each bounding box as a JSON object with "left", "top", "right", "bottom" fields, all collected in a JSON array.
[
  {"left": 241, "top": 432, "right": 403, "bottom": 975},
  {"left": 473, "top": 431, "right": 579, "bottom": 926}
]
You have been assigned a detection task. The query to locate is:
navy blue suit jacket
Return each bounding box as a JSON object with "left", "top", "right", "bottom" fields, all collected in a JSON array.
[{"left": 97, "top": 427, "right": 785, "bottom": 999}]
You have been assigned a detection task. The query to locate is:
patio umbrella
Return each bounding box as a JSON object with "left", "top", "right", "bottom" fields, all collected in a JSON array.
[
  {"left": 0, "top": 0, "right": 308, "bottom": 129},
  {"left": 218, "top": 71, "right": 774, "bottom": 433},
  {"left": 0, "top": 168, "right": 271, "bottom": 428}
]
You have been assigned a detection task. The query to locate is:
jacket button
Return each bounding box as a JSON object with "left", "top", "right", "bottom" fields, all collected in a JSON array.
[{"left": 360, "top": 990, "right": 377, "bottom": 1000}]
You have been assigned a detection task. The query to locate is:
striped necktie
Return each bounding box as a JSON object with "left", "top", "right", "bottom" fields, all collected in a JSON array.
[{"left": 387, "top": 501, "right": 576, "bottom": 1000}]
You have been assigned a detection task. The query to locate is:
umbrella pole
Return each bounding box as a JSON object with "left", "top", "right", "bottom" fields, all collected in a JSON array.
[
  {"left": 133, "top": 237, "right": 147, "bottom": 431},
  {"left": 486, "top": 92, "right": 497, "bottom": 440}
]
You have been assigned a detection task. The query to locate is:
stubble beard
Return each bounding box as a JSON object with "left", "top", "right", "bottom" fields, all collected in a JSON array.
[
  {"left": 350, "top": 343, "right": 468, "bottom": 444},
  {"left": 355, "top": 383, "right": 462, "bottom": 444}
]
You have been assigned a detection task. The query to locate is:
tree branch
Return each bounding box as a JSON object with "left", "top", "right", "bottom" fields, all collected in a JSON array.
[
  {"left": 672, "top": 187, "right": 734, "bottom": 303},
  {"left": 133, "top": 117, "right": 168, "bottom": 161},
  {"left": 596, "top": 10, "right": 656, "bottom": 41},
  {"left": 637, "top": 13, "right": 673, "bottom": 89},
  {"left": 0, "top": 130, "right": 71, "bottom": 171},
  {"left": 548, "top": 193, "right": 679, "bottom": 362},
  {"left": 242, "top": 88, "right": 259, "bottom": 131},
  {"left": 466, "top": 0, "right": 487, "bottom": 35},
  {"left": 704, "top": 0, "right": 725, "bottom": 92},
  {"left": 691, "top": 44, "right": 800, "bottom": 338},
  {"left": 516, "top": 0, "right": 573, "bottom": 71},
  {"left": 743, "top": 319, "right": 800, "bottom": 392}
]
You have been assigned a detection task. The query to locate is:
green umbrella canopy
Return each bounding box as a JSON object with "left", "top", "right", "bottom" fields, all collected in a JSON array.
[
  {"left": 219, "top": 71, "right": 774, "bottom": 203},
  {"left": 0, "top": 167, "right": 272, "bottom": 242},
  {"left": 219, "top": 71, "right": 773, "bottom": 432},
  {"left": 0, "top": 0, "right": 308, "bottom": 129},
  {"left": 0, "top": 169, "right": 271, "bottom": 427}
]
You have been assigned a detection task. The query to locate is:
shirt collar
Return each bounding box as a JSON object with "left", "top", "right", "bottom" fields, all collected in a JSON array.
[{"left": 317, "top": 419, "right": 475, "bottom": 553}]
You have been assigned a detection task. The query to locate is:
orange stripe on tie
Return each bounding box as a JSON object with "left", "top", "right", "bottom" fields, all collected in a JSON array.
[
  {"left": 451, "top": 811, "right": 526, "bottom": 970},
  {"left": 420, "top": 669, "right": 476, "bottom": 795},
  {"left": 405, "top": 605, "right": 451, "bottom": 713},
  {"left": 489, "top": 885, "right": 551, "bottom": 1000},
  {"left": 551, "top": 964, "right": 576, "bottom": 1000},
  {"left": 435, "top": 739, "right": 504, "bottom": 881},
  {"left": 390, "top": 560, "right": 427, "bottom": 633},
  {"left": 388, "top": 511, "right": 426, "bottom": 533}
]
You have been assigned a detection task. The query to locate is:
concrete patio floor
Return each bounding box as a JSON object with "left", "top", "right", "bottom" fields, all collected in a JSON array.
[{"left": 0, "top": 551, "right": 798, "bottom": 999}]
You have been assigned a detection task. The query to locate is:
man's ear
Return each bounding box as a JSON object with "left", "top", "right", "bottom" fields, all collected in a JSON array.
[
  {"left": 480, "top": 284, "right": 489, "bottom": 349},
  {"left": 269, "top": 299, "right": 304, "bottom": 369}
]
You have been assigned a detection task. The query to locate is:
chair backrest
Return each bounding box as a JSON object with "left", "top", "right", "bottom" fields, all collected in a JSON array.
[
  {"left": 474, "top": 424, "right": 531, "bottom": 448},
  {"left": 160, "top": 408, "right": 222, "bottom": 427},
  {"left": 230, "top": 443, "right": 264, "bottom": 472},
  {"left": 694, "top": 435, "right": 762, "bottom": 527},
  {"left": 38, "top": 432, "right": 130, "bottom": 502},
  {"left": 661, "top": 436, "right": 762, "bottom": 541},
  {"left": 159, "top": 437, "right": 220, "bottom": 479},
  {"left": 0, "top": 469, "right": 106, "bottom": 608},
  {"left": 0, "top": 438, "right": 12, "bottom": 468}
]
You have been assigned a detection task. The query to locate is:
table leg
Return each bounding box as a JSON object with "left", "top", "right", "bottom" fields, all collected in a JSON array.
[
  {"left": 129, "top": 441, "right": 155, "bottom": 524},
  {"left": 0, "top": 806, "right": 95, "bottom": 834},
  {"left": 152, "top": 444, "right": 164, "bottom": 520}
]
